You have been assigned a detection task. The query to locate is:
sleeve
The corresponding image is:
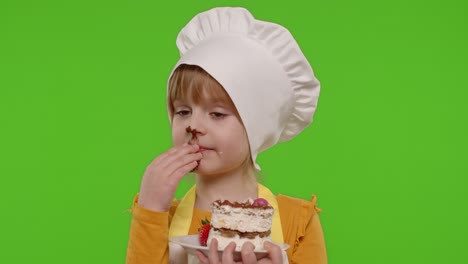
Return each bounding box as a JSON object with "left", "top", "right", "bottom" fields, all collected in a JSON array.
[
  {"left": 290, "top": 195, "right": 327, "bottom": 264},
  {"left": 125, "top": 195, "right": 177, "bottom": 264},
  {"left": 279, "top": 195, "right": 328, "bottom": 264}
]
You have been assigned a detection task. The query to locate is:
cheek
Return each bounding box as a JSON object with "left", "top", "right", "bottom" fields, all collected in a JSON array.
[
  {"left": 171, "top": 122, "right": 186, "bottom": 146},
  {"left": 238, "top": 136, "right": 250, "bottom": 156},
  {"left": 223, "top": 126, "right": 250, "bottom": 154}
]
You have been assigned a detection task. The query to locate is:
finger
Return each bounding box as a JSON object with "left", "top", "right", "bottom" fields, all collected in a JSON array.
[
  {"left": 222, "top": 242, "right": 237, "bottom": 263},
  {"left": 168, "top": 160, "right": 199, "bottom": 184},
  {"left": 157, "top": 143, "right": 199, "bottom": 167},
  {"left": 263, "top": 241, "right": 283, "bottom": 264},
  {"left": 151, "top": 143, "right": 187, "bottom": 166},
  {"left": 240, "top": 242, "right": 257, "bottom": 264},
  {"left": 158, "top": 144, "right": 200, "bottom": 171},
  {"left": 144, "top": 152, "right": 201, "bottom": 192},
  {"left": 208, "top": 238, "right": 220, "bottom": 264},
  {"left": 195, "top": 250, "right": 209, "bottom": 264},
  {"left": 167, "top": 142, "right": 188, "bottom": 155},
  {"left": 167, "top": 152, "right": 203, "bottom": 173},
  {"left": 155, "top": 148, "right": 201, "bottom": 181}
]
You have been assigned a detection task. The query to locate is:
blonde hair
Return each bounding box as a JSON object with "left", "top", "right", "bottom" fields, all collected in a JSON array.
[{"left": 168, "top": 64, "right": 257, "bottom": 180}]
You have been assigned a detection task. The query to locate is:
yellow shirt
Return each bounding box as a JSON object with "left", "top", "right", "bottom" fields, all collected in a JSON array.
[{"left": 126, "top": 194, "right": 327, "bottom": 264}]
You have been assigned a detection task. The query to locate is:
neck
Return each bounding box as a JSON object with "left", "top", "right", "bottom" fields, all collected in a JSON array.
[{"left": 194, "top": 168, "right": 258, "bottom": 211}]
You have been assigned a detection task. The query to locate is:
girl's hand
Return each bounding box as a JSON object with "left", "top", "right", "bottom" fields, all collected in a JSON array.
[
  {"left": 137, "top": 143, "right": 202, "bottom": 212},
  {"left": 195, "top": 239, "right": 283, "bottom": 264}
]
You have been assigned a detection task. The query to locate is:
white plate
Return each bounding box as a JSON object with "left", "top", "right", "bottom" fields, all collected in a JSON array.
[{"left": 169, "top": 235, "right": 290, "bottom": 261}]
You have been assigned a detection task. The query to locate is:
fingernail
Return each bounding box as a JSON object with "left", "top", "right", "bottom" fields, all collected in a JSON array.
[{"left": 241, "top": 242, "right": 253, "bottom": 252}]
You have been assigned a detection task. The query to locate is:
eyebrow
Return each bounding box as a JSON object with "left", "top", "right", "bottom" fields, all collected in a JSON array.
[
  {"left": 172, "top": 99, "right": 186, "bottom": 105},
  {"left": 173, "top": 98, "right": 228, "bottom": 107},
  {"left": 172, "top": 99, "right": 193, "bottom": 107},
  {"left": 207, "top": 100, "right": 229, "bottom": 107}
]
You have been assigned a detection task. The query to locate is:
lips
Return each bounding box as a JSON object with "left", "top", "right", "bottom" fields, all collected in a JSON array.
[
  {"left": 188, "top": 140, "right": 213, "bottom": 152},
  {"left": 198, "top": 146, "right": 213, "bottom": 152}
]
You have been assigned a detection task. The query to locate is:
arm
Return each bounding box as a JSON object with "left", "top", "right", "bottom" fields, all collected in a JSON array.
[
  {"left": 278, "top": 195, "right": 327, "bottom": 264},
  {"left": 290, "top": 210, "right": 327, "bottom": 264},
  {"left": 126, "top": 201, "right": 170, "bottom": 264},
  {"left": 126, "top": 143, "right": 201, "bottom": 263}
]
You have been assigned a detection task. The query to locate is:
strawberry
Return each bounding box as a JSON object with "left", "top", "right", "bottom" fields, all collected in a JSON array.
[
  {"left": 253, "top": 198, "right": 269, "bottom": 206},
  {"left": 198, "top": 217, "right": 211, "bottom": 246}
]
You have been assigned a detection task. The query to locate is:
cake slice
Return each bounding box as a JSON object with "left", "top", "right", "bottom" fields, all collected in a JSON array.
[{"left": 207, "top": 198, "right": 273, "bottom": 250}]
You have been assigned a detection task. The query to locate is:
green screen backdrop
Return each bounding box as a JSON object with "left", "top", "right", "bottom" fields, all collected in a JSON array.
[{"left": 1, "top": 0, "right": 467, "bottom": 263}]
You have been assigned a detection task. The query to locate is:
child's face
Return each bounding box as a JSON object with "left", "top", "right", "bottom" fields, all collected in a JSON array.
[{"left": 171, "top": 94, "right": 251, "bottom": 177}]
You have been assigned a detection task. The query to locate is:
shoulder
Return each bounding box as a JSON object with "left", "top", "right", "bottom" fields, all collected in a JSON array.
[
  {"left": 276, "top": 194, "right": 324, "bottom": 248},
  {"left": 277, "top": 195, "right": 327, "bottom": 263},
  {"left": 277, "top": 194, "right": 322, "bottom": 220}
]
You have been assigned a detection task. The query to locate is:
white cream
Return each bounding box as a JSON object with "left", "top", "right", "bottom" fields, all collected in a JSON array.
[{"left": 210, "top": 204, "right": 273, "bottom": 232}]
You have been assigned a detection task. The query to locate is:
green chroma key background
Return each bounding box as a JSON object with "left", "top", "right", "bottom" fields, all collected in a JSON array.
[{"left": 1, "top": 0, "right": 467, "bottom": 263}]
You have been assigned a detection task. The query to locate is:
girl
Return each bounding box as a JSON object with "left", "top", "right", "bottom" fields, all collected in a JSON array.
[{"left": 126, "top": 7, "right": 327, "bottom": 264}]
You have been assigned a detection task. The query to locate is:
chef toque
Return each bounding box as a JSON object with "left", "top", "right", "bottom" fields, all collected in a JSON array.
[{"left": 168, "top": 7, "right": 320, "bottom": 170}]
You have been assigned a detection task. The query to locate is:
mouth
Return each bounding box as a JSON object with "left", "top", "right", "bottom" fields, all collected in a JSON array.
[
  {"left": 187, "top": 138, "right": 213, "bottom": 152},
  {"left": 198, "top": 146, "right": 213, "bottom": 152}
]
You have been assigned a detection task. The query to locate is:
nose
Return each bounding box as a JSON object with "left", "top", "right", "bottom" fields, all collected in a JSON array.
[
  {"left": 186, "top": 126, "right": 201, "bottom": 136},
  {"left": 186, "top": 111, "right": 206, "bottom": 136}
]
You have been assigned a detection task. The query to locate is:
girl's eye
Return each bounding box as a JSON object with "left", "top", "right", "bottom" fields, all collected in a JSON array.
[
  {"left": 210, "top": 112, "right": 226, "bottom": 118},
  {"left": 176, "top": 110, "right": 191, "bottom": 116}
]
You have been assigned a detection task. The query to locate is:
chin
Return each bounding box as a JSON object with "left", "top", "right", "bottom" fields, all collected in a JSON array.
[
  {"left": 194, "top": 167, "right": 217, "bottom": 178},
  {"left": 194, "top": 163, "right": 221, "bottom": 177},
  {"left": 194, "top": 162, "right": 238, "bottom": 178}
]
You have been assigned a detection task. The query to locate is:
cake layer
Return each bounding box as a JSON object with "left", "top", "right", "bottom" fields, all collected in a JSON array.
[
  {"left": 207, "top": 229, "right": 271, "bottom": 251},
  {"left": 214, "top": 227, "right": 271, "bottom": 239},
  {"left": 211, "top": 200, "right": 273, "bottom": 233}
]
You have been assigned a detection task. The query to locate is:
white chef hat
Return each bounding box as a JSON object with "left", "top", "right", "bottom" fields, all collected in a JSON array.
[{"left": 168, "top": 7, "right": 320, "bottom": 170}]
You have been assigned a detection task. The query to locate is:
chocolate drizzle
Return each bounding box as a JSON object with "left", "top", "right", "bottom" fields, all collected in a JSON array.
[
  {"left": 213, "top": 199, "right": 273, "bottom": 209},
  {"left": 214, "top": 228, "right": 271, "bottom": 239}
]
